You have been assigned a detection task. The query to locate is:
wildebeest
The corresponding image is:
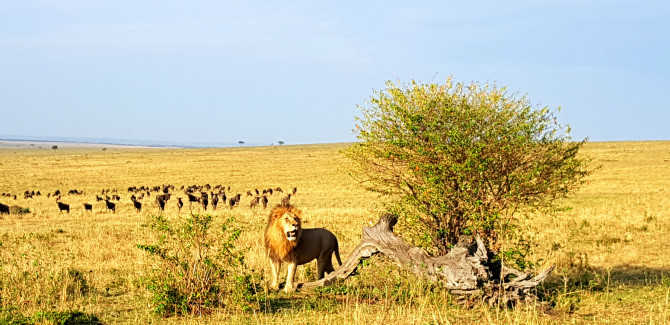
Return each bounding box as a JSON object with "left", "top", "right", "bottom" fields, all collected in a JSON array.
[
  {"left": 156, "top": 193, "right": 171, "bottom": 202},
  {"left": 177, "top": 197, "right": 184, "bottom": 211},
  {"left": 281, "top": 194, "right": 292, "bottom": 206},
  {"left": 156, "top": 198, "right": 166, "bottom": 212},
  {"left": 132, "top": 199, "right": 142, "bottom": 212},
  {"left": 56, "top": 198, "right": 70, "bottom": 214},
  {"left": 228, "top": 193, "right": 242, "bottom": 208},
  {"left": 0, "top": 202, "right": 9, "bottom": 215},
  {"left": 293, "top": 187, "right": 298, "bottom": 195},
  {"left": 83, "top": 203, "right": 93, "bottom": 212},
  {"left": 105, "top": 200, "right": 116, "bottom": 213},
  {"left": 200, "top": 197, "right": 209, "bottom": 210},
  {"left": 249, "top": 196, "right": 260, "bottom": 208},
  {"left": 261, "top": 195, "right": 269, "bottom": 208},
  {"left": 211, "top": 194, "right": 219, "bottom": 210},
  {"left": 186, "top": 193, "right": 198, "bottom": 203}
]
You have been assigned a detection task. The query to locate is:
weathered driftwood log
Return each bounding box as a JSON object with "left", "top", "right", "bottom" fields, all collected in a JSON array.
[{"left": 300, "top": 214, "right": 554, "bottom": 306}]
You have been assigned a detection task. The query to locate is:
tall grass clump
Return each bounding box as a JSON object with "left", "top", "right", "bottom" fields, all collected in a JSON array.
[{"left": 137, "top": 214, "right": 263, "bottom": 317}]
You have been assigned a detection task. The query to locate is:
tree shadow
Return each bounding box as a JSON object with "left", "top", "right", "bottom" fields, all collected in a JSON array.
[{"left": 543, "top": 264, "right": 670, "bottom": 293}]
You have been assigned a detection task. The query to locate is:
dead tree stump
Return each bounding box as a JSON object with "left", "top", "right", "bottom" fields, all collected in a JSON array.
[{"left": 300, "top": 214, "right": 554, "bottom": 306}]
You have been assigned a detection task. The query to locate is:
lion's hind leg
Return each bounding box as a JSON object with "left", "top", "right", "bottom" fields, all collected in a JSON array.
[{"left": 316, "top": 252, "right": 336, "bottom": 280}]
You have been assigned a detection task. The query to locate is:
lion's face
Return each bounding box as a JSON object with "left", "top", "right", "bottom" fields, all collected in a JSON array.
[
  {"left": 278, "top": 211, "right": 301, "bottom": 242},
  {"left": 265, "top": 205, "right": 303, "bottom": 262}
]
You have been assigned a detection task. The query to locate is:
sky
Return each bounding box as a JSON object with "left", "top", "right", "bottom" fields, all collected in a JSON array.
[{"left": 1, "top": 1, "right": 668, "bottom": 146}]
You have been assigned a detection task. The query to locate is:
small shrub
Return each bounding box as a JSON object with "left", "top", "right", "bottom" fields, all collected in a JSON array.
[{"left": 137, "top": 213, "right": 261, "bottom": 317}]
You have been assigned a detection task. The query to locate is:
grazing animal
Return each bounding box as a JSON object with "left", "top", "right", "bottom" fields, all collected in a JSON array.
[
  {"left": 132, "top": 199, "right": 142, "bottom": 212},
  {"left": 211, "top": 194, "right": 219, "bottom": 210},
  {"left": 0, "top": 202, "right": 9, "bottom": 215},
  {"left": 83, "top": 203, "right": 93, "bottom": 212},
  {"left": 261, "top": 195, "right": 269, "bottom": 208},
  {"left": 281, "top": 194, "right": 292, "bottom": 207},
  {"left": 157, "top": 198, "right": 166, "bottom": 212},
  {"left": 250, "top": 196, "right": 260, "bottom": 208},
  {"left": 264, "top": 205, "right": 342, "bottom": 292},
  {"left": 57, "top": 200, "right": 70, "bottom": 214},
  {"left": 177, "top": 197, "right": 184, "bottom": 211},
  {"left": 105, "top": 200, "right": 116, "bottom": 213},
  {"left": 201, "top": 197, "right": 209, "bottom": 210}
]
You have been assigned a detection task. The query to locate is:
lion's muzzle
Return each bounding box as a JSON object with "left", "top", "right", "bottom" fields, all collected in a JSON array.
[{"left": 285, "top": 230, "right": 298, "bottom": 241}]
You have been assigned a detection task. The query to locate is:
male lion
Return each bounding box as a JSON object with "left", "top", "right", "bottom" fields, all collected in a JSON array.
[{"left": 264, "top": 204, "right": 342, "bottom": 292}]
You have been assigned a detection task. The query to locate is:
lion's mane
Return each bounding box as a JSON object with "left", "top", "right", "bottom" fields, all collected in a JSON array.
[{"left": 264, "top": 205, "right": 302, "bottom": 263}]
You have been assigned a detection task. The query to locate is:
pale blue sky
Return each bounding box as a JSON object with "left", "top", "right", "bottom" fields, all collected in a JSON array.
[{"left": 1, "top": 1, "right": 668, "bottom": 145}]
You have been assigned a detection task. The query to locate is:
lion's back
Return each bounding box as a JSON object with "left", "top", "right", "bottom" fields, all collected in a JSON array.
[{"left": 294, "top": 228, "right": 339, "bottom": 265}]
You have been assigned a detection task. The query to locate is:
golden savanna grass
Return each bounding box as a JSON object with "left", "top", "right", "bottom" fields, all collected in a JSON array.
[{"left": 0, "top": 141, "right": 669, "bottom": 324}]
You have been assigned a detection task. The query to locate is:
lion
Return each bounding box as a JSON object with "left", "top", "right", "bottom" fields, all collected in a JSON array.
[{"left": 264, "top": 204, "right": 342, "bottom": 292}]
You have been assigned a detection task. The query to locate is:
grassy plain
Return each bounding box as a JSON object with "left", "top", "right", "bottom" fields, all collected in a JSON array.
[{"left": 0, "top": 141, "right": 669, "bottom": 324}]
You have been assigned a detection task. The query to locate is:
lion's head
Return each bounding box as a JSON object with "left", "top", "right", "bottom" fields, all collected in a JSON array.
[{"left": 264, "top": 204, "right": 303, "bottom": 263}]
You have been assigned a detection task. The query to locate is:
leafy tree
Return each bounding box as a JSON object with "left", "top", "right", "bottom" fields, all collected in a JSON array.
[{"left": 343, "top": 78, "right": 592, "bottom": 258}]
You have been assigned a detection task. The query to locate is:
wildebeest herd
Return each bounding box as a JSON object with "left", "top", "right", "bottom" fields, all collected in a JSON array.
[{"left": 0, "top": 184, "right": 298, "bottom": 215}]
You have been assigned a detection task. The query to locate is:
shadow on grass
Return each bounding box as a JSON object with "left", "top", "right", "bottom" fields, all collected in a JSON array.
[
  {"left": 607, "top": 265, "right": 670, "bottom": 286},
  {"left": 542, "top": 264, "right": 670, "bottom": 295},
  {"left": 257, "top": 293, "right": 344, "bottom": 314}
]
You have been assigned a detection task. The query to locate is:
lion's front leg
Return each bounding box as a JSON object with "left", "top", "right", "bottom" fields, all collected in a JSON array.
[
  {"left": 270, "top": 260, "right": 281, "bottom": 290},
  {"left": 284, "top": 262, "right": 297, "bottom": 293}
]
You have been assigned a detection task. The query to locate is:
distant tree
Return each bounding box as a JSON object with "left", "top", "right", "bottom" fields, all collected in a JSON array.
[
  {"left": 51, "top": 145, "right": 58, "bottom": 150},
  {"left": 278, "top": 141, "right": 285, "bottom": 145},
  {"left": 343, "top": 77, "right": 592, "bottom": 262}
]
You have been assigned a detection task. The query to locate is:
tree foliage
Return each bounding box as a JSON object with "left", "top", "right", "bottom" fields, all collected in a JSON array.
[{"left": 343, "top": 78, "right": 591, "bottom": 256}]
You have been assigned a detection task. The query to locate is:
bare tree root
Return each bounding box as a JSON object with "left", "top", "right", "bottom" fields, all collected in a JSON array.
[{"left": 300, "top": 214, "right": 554, "bottom": 306}]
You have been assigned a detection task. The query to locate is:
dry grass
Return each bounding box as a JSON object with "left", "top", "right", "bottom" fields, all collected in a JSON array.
[{"left": 0, "top": 141, "right": 669, "bottom": 324}]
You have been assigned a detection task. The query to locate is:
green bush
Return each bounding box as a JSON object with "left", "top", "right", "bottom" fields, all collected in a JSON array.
[
  {"left": 344, "top": 77, "right": 592, "bottom": 260},
  {"left": 137, "top": 214, "right": 261, "bottom": 317}
]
